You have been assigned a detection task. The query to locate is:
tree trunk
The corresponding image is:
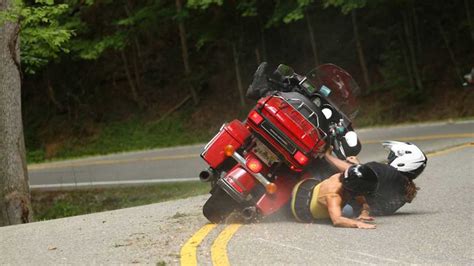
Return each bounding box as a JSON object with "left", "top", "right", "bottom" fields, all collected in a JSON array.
[
  {"left": 465, "top": 0, "right": 474, "bottom": 42},
  {"left": 120, "top": 50, "right": 142, "bottom": 108},
  {"left": 232, "top": 43, "right": 245, "bottom": 107},
  {"left": 351, "top": 10, "right": 371, "bottom": 89},
  {"left": 411, "top": 6, "right": 422, "bottom": 57},
  {"left": 438, "top": 22, "right": 464, "bottom": 84},
  {"left": 0, "top": 0, "right": 33, "bottom": 226},
  {"left": 402, "top": 11, "right": 423, "bottom": 92},
  {"left": 255, "top": 47, "right": 261, "bottom": 65},
  {"left": 305, "top": 11, "right": 320, "bottom": 67},
  {"left": 397, "top": 29, "right": 415, "bottom": 90},
  {"left": 123, "top": 3, "right": 144, "bottom": 89},
  {"left": 258, "top": 17, "right": 267, "bottom": 62},
  {"left": 176, "top": 0, "right": 199, "bottom": 105},
  {"left": 44, "top": 69, "right": 63, "bottom": 112}
]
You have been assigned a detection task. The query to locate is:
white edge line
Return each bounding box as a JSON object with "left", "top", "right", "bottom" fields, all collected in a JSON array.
[{"left": 30, "top": 177, "right": 199, "bottom": 190}]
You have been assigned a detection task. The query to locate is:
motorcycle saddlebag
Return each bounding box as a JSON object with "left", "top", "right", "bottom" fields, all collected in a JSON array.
[{"left": 201, "top": 120, "right": 250, "bottom": 169}]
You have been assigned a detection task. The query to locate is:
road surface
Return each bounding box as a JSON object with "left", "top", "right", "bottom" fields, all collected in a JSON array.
[
  {"left": 28, "top": 120, "right": 474, "bottom": 189},
  {"left": 0, "top": 120, "right": 472, "bottom": 265}
]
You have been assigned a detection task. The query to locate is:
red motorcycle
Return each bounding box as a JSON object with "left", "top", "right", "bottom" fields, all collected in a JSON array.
[{"left": 199, "top": 63, "right": 362, "bottom": 223}]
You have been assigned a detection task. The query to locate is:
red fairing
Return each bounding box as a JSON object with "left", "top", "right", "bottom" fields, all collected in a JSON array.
[{"left": 201, "top": 120, "right": 250, "bottom": 169}]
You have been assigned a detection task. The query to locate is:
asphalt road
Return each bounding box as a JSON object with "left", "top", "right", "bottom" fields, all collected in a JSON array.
[
  {"left": 28, "top": 120, "right": 474, "bottom": 189},
  {"left": 228, "top": 145, "right": 474, "bottom": 265},
  {"left": 1, "top": 121, "right": 473, "bottom": 265}
]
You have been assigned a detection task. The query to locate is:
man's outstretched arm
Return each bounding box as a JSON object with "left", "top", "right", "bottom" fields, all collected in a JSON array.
[{"left": 324, "top": 147, "right": 354, "bottom": 172}]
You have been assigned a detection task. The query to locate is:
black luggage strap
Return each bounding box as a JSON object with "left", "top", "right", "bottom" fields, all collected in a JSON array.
[{"left": 292, "top": 178, "right": 321, "bottom": 222}]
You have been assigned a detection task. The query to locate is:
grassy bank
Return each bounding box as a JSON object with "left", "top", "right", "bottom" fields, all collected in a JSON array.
[
  {"left": 31, "top": 181, "right": 209, "bottom": 221},
  {"left": 26, "top": 115, "right": 212, "bottom": 164}
]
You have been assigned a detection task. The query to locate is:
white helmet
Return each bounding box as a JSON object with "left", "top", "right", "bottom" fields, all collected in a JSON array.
[{"left": 382, "top": 140, "right": 427, "bottom": 179}]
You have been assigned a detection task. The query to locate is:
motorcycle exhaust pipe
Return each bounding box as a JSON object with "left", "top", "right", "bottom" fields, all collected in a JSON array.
[
  {"left": 241, "top": 206, "right": 257, "bottom": 222},
  {"left": 199, "top": 168, "right": 217, "bottom": 182}
]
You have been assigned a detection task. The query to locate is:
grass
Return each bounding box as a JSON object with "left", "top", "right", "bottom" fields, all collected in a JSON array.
[
  {"left": 31, "top": 181, "right": 210, "bottom": 221},
  {"left": 26, "top": 115, "right": 212, "bottom": 164}
]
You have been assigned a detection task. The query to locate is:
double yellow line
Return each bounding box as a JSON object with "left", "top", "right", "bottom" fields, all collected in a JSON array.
[
  {"left": 28, "top": 133, "right": 474, "bottom": 171},
  {"left": 179, "top": 141, "right": 473, "bottom": 266},
  {"left": 180, "top": 224, "right": 242, "bottom": 266}
]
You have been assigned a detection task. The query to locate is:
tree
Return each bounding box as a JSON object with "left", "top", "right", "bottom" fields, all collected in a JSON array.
[
  {"left": 323, "top": 0, "right": 371, "bottom": 89},
  {"left": 0, "top": 0, "right": 33, "bottom": 226}
]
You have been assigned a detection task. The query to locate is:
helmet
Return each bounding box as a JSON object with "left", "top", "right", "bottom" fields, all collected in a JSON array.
[
  {"left": 342, "top": 164, "right": 378, "bottom": 195},
  {"left": 382, "top": 140, "right": 427, "bottom": 179}
]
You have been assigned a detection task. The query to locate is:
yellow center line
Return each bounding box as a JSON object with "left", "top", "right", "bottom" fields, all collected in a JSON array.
[
  {"left": 28, "top": 133, "right": 473, "bottom": 170},
  {"left": 28, "top": 153, "right": 200, "bottom": 170},
  {"left": 211, "top": 224, "right": 242, "bottom": 266},
  {"left": 361, "top": 133, "right": 474, "bottom": 144},
  {"left": 425, "top": 142, "right": 474, "bottom": 157},
  {"left": 180, "top": 224, "right": 217, "bottom": 266}
]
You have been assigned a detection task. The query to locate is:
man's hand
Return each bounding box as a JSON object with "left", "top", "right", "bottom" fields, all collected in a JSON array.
[
  {"left": 325, "top": 145, "right": 333, "bottom": 156},
  {"left": 356, "top": 221, "right": 376, "bottom": 229},
  {"left": 357, "top": 213, "right": 375, "bottom": 222},
  {"left": 346, "top": 156, "right": 360, "bottom": 164}
]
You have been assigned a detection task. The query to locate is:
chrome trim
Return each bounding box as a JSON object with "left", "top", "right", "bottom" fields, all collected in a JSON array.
[
  {"left": 298, "top": 77, "right": 308, "bottom": 85},
  {"left": 286, "top": 98, "right": 320, "bottom": 129},
  {"left": 231, "top": 152, "right": 271, "bottom": 187}
]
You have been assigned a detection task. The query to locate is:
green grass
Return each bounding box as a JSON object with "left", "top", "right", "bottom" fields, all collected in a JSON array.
[
  {"left": 31, "top": 181, "right": 210, "bottom": 221},
  {"left": 26, "top": 115, "right": 212, "bottom": 164}
]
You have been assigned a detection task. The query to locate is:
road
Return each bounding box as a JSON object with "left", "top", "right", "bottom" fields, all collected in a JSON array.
[
  {"left": 28, "top": 120, "right": 474, "bottom": 189},
  {"left": 1, "top": 121, "right": 473, "bottom": 264}
]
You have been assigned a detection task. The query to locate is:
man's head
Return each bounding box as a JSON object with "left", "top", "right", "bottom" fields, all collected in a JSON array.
[
  {"left": 382, "top": 141, "right": 427, "bottom": 179},
  {"left": 341, "top": 164, "right": 378, "bottom": 195}
]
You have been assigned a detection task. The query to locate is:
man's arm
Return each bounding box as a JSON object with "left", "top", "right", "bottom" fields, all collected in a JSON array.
[
  {"left": 324, "top": 147, "right": 354, "bottom": 172},
  {"left": 326, "top": 194, "right": 376, "bottom": 229}
]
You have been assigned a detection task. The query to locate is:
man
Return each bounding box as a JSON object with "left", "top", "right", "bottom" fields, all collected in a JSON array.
[
  {"left": 325, "top": 141, "right": 427, "bottom": 216},
  {"left": 291, "top": 162, "right": 379, "bottom": 229}
]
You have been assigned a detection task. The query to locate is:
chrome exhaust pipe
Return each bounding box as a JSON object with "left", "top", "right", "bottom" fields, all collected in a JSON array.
[
  {"left": 241, "top": 206, "right": 257, "bottom": 222},
  {"left": 199, "top": 168, "right": 216, "bottom": 182}
]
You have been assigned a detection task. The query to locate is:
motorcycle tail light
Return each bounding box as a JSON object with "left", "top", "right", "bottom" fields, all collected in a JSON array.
[
  {"left": 266, "top": 183, "right": 277, "bottom": 194},
  {"left": 246, "top": 158, "right": 263, "bottom": 173},
  {"left": 224, "top": 145, "right": 235, "bottom": 157},
  {"left": 294, "top": 151, "right": 309, "bottom": 165},
  {"left": 249, "top": 110, "right": 264, "bottom": 125}
]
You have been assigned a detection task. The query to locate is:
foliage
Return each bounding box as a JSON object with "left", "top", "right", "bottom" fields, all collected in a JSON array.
[
  {"left": 26, "top": 114, "right": 211, "bottom": 163},
  {"left": 31, "top": 181, "right": 209, "bottom": 220},
  {"left": 322, "top": 0, "right": 368, "bottom": 14},
  {"left": 187, "top": 0, "right": 223, "bottom": 9},
  {"left": 14, "top": 0, "right": 473, "bottom": 162},
  {"left": 0, "top": 0, "right": 75, "bottom": 73}
]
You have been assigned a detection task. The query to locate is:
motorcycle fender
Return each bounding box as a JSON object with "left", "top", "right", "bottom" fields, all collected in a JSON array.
[{"left": 255, "top": 176, "right": 300, "bottom": 216}]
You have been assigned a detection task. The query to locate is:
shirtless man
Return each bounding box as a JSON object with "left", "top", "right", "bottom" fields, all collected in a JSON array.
[{"left": 291, "top": 151, "right": 378, "bottom": 229}]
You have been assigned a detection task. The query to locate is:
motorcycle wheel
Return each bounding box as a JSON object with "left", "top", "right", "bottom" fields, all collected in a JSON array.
[{"left": 203, "top": 187, "right": 239, "bottom": 223}]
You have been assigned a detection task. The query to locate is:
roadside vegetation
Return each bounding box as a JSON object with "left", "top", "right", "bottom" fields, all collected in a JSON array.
[{"left": 31, "top": 181, "right": 209, "bottom": 220}]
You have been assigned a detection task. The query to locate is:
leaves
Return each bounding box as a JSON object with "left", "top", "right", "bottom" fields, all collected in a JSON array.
[{"left": 322, "top": 0, "right": 368, "bottom": 14}]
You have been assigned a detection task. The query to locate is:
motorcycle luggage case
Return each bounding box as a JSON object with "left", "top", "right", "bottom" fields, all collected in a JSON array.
[
  {"left": 248, "top": 95, "right": 326, "bottom": 168},
  {"left": 201, "top": 120, "right": 250, "bottom": 169}
]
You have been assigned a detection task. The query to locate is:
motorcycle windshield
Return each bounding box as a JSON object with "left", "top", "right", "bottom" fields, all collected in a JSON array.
[{"left": 305, "top": 64, "right": 360, "bottom": 120}]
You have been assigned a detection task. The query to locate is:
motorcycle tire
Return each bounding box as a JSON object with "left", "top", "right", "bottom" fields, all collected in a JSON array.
[{"left": 203, "top": 187, "right": 239, "bottom": 223}]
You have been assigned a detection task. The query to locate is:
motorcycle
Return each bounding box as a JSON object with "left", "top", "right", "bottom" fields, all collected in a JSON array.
[{"left": 199, "top": 63, "right": 362, "bottom": 223}]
